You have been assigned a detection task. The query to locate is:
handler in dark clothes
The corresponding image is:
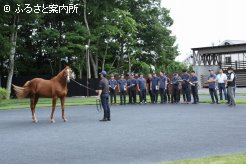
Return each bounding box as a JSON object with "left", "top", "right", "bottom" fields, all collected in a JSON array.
[{"left": 97, "top": 70, "right": 110, "bottom": 121}]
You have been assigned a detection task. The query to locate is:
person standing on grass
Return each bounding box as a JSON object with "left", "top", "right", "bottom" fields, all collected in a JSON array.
[
  {"left": 137, "top": 73, "right": 147, "bottom": 104},
  {"left": 118, "top": 75, "right": 127, "bottom": 105},
  {"left": 109, "top": 75, "right": 117, "bottom": 104},
  {"left": 227, "top": 67, "right": 236, "bottom": 107},
  {"left": 159, "top": 72, "right": 167, "bottom": 104},
  {"left": 190, "top": 71, "right": 199, "bottom": 104},
  {"left": 207, "top": 69, "right": 220, "bottom": 104},
  {"left": 171, "top": 73, "right": 182, "bottom": 104},
  {"left": 181, "top": 69, "right": 191, "bottom": 104},
  {"left": 146, "top": 74, "right": 153, "bottom": 103},
  {"left": 97, "top": 70, "right": 111, "bottom": 121},
  {"left": 216, "top": 69, "right": 227, "bottom": 101},
  {"left": 164, "top": 76, "right": 171, "bottom": 103},
  {"left": 150, "top": 73, "right": 159, "bottom": 104},
  {"left": 127, "top": 73, "right": 137, "bottom": 104}
]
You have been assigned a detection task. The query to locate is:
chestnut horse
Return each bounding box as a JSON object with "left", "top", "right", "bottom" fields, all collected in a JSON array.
[{"left": 12, "top": 66, "right": 74, "bottom": 123}]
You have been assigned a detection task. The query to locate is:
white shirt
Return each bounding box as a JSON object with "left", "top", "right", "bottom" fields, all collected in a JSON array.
[{"left": 216, "top": 73, "right": 227, "bottom": 83}]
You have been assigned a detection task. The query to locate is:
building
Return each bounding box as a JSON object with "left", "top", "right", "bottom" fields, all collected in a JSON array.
[{"left": 191, "top": 40, "right": 246, "bottom": 87}]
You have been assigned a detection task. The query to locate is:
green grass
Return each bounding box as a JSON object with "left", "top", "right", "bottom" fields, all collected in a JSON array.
[
  {"left": 199, "top": 99, "right": 246, "bottom": 104},
  {"left": 1, "top": 95, "right": 246, "bottom": 110},
  {"left": 162, "top": 153, "right": 246, "bottom": 164},
  {"left": 0, "top": 97, "right": 97, "bottom": 110}
]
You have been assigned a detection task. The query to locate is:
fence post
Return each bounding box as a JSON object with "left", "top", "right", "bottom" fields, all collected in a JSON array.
[{"left": 235, "top": 61, "right": 238, "bottom": 70}]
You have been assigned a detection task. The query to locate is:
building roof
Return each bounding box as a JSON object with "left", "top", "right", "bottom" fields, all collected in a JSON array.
[{"left": 220, "top": 40, "right": 246, "bottom": 45}]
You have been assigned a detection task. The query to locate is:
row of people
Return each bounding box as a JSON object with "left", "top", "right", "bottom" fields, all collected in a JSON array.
[{"left": 108, "top": 70, "right": 200, "bottom": 105}]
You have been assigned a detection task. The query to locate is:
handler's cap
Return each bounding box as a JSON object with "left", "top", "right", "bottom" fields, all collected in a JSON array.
[
  {"left": 99, "top": 70, "right": 107, "bottom": 75},
  {"left": 208, "top": 69, "right": 213, "bottom": 71},
  {"left": 131, "top": 72, "right": 134, "bottom": 76}
]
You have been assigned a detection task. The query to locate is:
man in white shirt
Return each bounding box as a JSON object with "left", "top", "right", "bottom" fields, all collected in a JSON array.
[{"left": 216, "top": 69, "right": 227, "bottom": 100}]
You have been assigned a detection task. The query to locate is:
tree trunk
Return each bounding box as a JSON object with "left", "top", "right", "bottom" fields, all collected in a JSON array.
[
  {"left": 90, "top": 54, "right": 98, "bottom": 78},
  {"left": 6, "top": 15, "right": 18, "bottom": 99},
  {"left": 102, "top": 42, "right": 108, "bottom": 70},
  {"left": 83, "top": 0, "right": 91, "bottom": 79}
]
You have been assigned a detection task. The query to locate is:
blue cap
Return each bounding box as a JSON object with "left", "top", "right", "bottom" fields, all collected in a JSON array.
[{"left": 99, "top": 70, "right": 107, "bottom": 75}]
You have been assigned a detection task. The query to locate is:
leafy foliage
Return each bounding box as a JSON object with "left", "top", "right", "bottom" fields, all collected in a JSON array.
[{"left": 0, "top": 0, "right": 180, "bottom": 80}]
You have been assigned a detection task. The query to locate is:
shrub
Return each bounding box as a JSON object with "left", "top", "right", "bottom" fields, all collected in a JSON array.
[{"left": 0, "top": 87, "right": 7, "bottom": 100}]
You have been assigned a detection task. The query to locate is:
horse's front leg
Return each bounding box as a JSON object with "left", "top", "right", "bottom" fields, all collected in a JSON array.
[
  {"left": 50, "top": 96, "right": 57, "bottom": 123},
  {"left": 60, "top": 97, "right": 67, "bottom": 122}
]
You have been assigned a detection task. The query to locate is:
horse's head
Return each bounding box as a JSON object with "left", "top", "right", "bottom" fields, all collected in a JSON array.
[{"left": 64, "top": 66, "right": 75, "bottom": 83}]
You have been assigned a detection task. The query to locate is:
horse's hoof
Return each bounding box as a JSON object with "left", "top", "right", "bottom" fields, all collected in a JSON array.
[
  {"left": 51, "top": 119, "right": 55, "bottom": 123},
  {"left": 63, "top": 118, "right": 68, "bottom": 122},
  {"left": 32, "top": 119, "right": 38, "bottom": 123}
]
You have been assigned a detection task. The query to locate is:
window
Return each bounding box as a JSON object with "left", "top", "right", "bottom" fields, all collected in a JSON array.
[{"left": 225, "top": 57, "right": 231, "bottom": 64}]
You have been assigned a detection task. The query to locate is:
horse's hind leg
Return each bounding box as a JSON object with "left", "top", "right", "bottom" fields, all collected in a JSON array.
[
  {"left": 60, "top": 97, "right": 67, "bottom": 122},
  {"left": 50, "top": 96, "right": 57, "bottom": 123},
  {"left": 30, "top": 95, "right": 38, "bottom": 123}
]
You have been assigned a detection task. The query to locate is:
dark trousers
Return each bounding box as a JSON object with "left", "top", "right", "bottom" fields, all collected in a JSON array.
[
  {"left": 109, "top": 88, "right": 116, "bottom": 104},
  {"left": 139, "top": 89, "right": 147, "bottom": 103},
  {"left": 182, "top": 85, "right": 191, "bottom": 102},
  {"left": 119, "top": 90, "right": 126, "bottom": 105},
  {"left": 152, "top": 88, "right": 158, "bottom": 103},
  {"left": 148, "top": 90, "right": 153, "bottom": 103},
  {"left": 128, "top": 89, "right": 136, "bottom": 104},
  {"left": 218, "top": 83, "right": 227, "bottom": 100},
  {"left": 159, "top": 88, "right": 165, "bottom": 103},
  {"left": 209, "top": 88, "right": 218, "bottom": 103},
  {"left": 191, "top": 86, "right": 199, "bottom": 103},
  {"left": 101, "top": 94, "right": 110, "bottom": 119},
  {"left": 164, "top": 88, "right": 170, "bottom": 103},
  {"left": 172, "top": 85, "right": 179, "bottom": 103}
]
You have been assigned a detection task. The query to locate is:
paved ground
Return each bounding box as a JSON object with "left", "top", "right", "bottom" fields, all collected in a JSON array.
[{"left": 0, "top": 104, "right": 246, "bottom": 164}]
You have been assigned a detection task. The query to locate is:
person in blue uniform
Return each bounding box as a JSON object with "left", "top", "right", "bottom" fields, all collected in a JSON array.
[
  {"left": 150, "top": 73, "right": 159, "bottom": 104},
  {"left": 97, "top": 70, "right": 110, "bottom": 121},
  {"left": 159, "top": 72, "right": 167, "bottom": 104},
  {"left": 164, "top": 76, "right": 171, "bottom": 103},
  {"left": 109, "top": 75, "right": 118, "bottom": 104},
  {"left": 171, "top": 73, "right": 182, "bottom": 104},
  {"left": 181, "top": 69, "right": 191, "bottom": 104},
  {"left": 207, "top": 69, "right": 219, "bottom": 104},
  {"left": 118, "top": 75, "right": 127, "bottom": 105},
  {"left": 127, "top": 73, "right": 137, "bottom": 104},
  {"left": 137, "top": 73, "right": 147, "bottom": 104},
  {"left": 189, "top": 71, "right": 199, "bottom": 104},
  {"left": 146, "top": 74, "right": 153, "bottom": 103}
]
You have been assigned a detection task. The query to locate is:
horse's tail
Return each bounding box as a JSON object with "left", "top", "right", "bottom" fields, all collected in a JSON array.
[{"left": 12, "top": 81, "right": 30, "bottom": 99}]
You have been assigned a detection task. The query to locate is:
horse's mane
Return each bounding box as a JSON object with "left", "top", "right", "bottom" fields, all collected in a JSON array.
[{"left": 51, "top": 66, "right": 70, "bottom": 80}]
